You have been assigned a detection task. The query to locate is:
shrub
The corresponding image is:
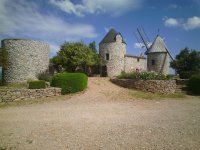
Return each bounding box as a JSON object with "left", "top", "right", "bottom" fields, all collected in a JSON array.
[
  {"left": 28, "top": 80, "right": 46, "bottom": 89},
  {"left": 51, "top": 72, "right": 88, "bottom": 94},
  {"left": 117, "top": 71, "right": 169, "bottom": 80},
  {"left": 0, "top": 79, "right": 3, "bottom": 86},
  {"left": 179, "top": 71, "right": 200, "bottom": 79},
  {"left": 37, "top": 72, "right": 52, "bottom": 82},
  {"left": 187, "top": 74, "right": 200, "bottom": 95}
]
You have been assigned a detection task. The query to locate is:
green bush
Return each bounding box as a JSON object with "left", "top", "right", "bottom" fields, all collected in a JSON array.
[
  {"left": 117, "top": 71, "right": 169, "bottom": 80},
  {"left": 51, "top": 72, "right": 88, "bottom": 94},
  {"left": 28, "top": 80, "right": 46, "bottom": 89},
  {"left": 187, "top": 74, "right": 200, "bottom": 95},
  {"left": 37, "top": 72, "right": 52, "bottom": 82},
  {"left": 0, "top": 79, "right": 3, "bottom": 86}
]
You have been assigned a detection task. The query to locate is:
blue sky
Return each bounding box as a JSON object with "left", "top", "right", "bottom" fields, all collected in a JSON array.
[{"left": 0, "top": 0, "right": 200, "bottom": 58}]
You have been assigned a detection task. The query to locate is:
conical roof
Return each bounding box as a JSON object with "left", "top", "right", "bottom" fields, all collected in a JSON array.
[
  {"left": 146, "top": 35, "right": 168, "bottom": 54},
  {"left": 100, "top": 28, "right": 126, "bottom": 44}
]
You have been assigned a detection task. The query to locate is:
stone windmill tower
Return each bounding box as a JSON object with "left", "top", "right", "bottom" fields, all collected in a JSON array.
[
  {"left": 136, "top": 28, "right": 173, "bottom": 74},
  {"left": 99, "top": 28, "right": 126, "bottom": 77},
  {"left": 146, "top": 35, "right": 173, "bottom": 74}
]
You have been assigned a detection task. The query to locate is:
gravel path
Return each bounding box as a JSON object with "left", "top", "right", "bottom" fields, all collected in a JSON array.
[{"left": 0, "top": 77, "right": 200, "bottom": 150}]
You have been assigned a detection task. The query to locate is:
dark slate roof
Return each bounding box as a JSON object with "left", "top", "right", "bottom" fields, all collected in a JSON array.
[
  {"left": 146, "top": 35, "right": 168, "bottom": 54},
  {"left": 99, "top": 28, "right": 126, "bottom": 44},
  {"left": 145, "top": 35, "right": 174, "bottom": 60}
]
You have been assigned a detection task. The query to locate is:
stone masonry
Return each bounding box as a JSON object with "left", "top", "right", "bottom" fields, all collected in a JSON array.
[
  {"left": 147, "top": 52, "right": 169, "bottom": 74},
  {"left": 111, "top": 78, "right": 176, "bottom": 94},
  {"left": 99, "top": 34, "right": 126, "bottom": 77},
  {"left": 124, "top": 55, "right": 146, "bottom": 72},
  {"left": 1, "top": 39, "right": 49, "bottom": 83},
  {"left": 0, "top": 87, "right": 61, "bottom": 102},
  {"left": 99, "top": 28, "right": 146, "bottom": 77}
]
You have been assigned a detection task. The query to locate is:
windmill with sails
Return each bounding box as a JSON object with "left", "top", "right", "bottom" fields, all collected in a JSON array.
[{"left": 135, "top": 27, "right": 173, "bottom": 74}]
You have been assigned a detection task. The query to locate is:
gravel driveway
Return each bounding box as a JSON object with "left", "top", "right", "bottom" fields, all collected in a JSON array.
[{"left": 0, "top": 77, "right": 200, "bottom": 150}]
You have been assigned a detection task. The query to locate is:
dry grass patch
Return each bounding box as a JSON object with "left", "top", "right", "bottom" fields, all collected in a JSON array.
[
  {"left": 129, "top": 90, "right": 187, "bottom": 100},
  {"left": 0, "top": 82, "right": 28, "bottom": 89},
  {"left": 0, "top": 91, "right": 86, "bottom": 108}
]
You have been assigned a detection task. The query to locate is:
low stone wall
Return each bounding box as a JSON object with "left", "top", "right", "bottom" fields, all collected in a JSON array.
[
  {"left": 0, "top": 88, "right": 61, "bottom": 102},
  {"left": 111, "top": 79, "right": 176, "bottom": 94}
]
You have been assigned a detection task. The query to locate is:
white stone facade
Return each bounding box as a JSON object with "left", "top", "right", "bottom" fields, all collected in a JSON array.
[
  {"left": 147, "top": 53, "right": 169, "bottom": 75},
  {"left": 124, "top": 56, "right": 146, "bottom": 73},
  {"left": 99, "top": 29, "right": 171, "bottom": 77},
  {"left": 99, "top": 35, "right": 126, "bottom": 77},
  {"left": 99, "top": 32, "right": 146, "bottom": 77},
  {"left": 2, "top": 39, "right": 49, "bottom": 83}
]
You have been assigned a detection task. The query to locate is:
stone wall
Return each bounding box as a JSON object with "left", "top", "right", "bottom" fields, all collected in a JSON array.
[
  {"left": 147, "top": 53, "right": 169, "bottom": 75},
  {"left": 0, "top": 88, "right": 61, "bottom": 102},
  {"left": 111, "top": 79, "right": 176, "bottom": 94},
  {"left": 99, "top": 35, "right": 126, "bottom": 77},
  {"left": 124, "top": 56, "right": 146, "bottom": 73},
  {"left": 1, "top": 39, "right": 49, "bottom": 83}
]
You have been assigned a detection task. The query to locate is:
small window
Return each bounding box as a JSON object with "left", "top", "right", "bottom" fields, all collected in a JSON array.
[
  {"left": 137, "top": 58, "right": 140, "bottom": 62},
  {"left": 152, "top": 60, "right": 155, "bottom": 65},
  {"left": 106, "top": 53, "right": 109, "bottom": 60}
]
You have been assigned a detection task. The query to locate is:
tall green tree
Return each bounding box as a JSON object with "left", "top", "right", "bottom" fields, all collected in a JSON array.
[
  {"left": 52, "top": 42, "right": 99, "bottom": 73},
  {"left": 0, "top": 48, "right": 8, "bottom": 84},
  {"left": 170, "top": 47, "right": 200, "bottom": 79},
  {"left": 88, "top": 41, "right": 101, "bottom": 65},
  {"left": 89, "top": 41, "right": 97, "bottom": 53}
]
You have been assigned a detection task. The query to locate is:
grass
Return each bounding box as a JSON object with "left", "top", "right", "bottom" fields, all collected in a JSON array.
[
  {"left": 0, "top": 82, "right": 28, "bottom": 89},
  {"left": 129, "top": 90, "right": 187, "bottom": 100},
  {"left": 0, "top": 95, "right": 69, "bottom": 108}
]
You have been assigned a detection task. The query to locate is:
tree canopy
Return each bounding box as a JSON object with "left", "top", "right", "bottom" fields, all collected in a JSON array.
[
  {"left": 170, "top": 47, "right": 200, "bottom": 79},
  {"left": 51, "top": 41, "right": 100, "bottom": 73}
]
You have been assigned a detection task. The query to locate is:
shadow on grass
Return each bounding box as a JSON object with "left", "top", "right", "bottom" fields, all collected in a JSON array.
[{"left": 186, "top": 91, "right": 200, "bottom": 97}]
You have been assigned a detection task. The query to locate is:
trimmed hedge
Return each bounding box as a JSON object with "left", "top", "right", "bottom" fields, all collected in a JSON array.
[
  {"left": 28, "top": 80, "right": 46, "bottom": 89},
  {"left": 187, "top": 74, "right": 200, "bottom": 95},
  {"left": 51, "top": 72, "right": 88, "bottom": 95}
]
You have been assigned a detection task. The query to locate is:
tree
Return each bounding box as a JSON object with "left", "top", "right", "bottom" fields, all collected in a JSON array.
[
  {"left": 170, "top": 47, "right": 200, "bottom": 79},
  {"left": 51, "top": 42, "right": 99, "bottom": 74},
  {"left": 89, "top": 41, "right": 97, "bottom": 53},
  {"left": 0, "top": 48, "right": 8, "bottom": 84}
]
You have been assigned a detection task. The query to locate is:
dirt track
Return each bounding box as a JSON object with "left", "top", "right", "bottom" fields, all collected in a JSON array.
[{"left": 0, "top": 77, "right": 200, "bottom": 150}]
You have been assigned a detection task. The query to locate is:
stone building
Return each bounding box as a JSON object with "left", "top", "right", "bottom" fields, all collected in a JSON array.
[
  {"left": 1, "top": 39, "right": 49, "bottom": 83},
  {"left": 146, "top": 35, "right": 172, "bottom": 75},
  {"left": 99, "top": 28, "right": 146, "bottom": 77}
]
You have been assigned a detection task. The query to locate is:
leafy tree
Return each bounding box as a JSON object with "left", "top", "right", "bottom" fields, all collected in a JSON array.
[
  {"left": 88, "top": 41, "right": 102, "bottom": 65},
  {"left": 170, "top": 47, "right": 200, "bottom": 79},
  {"left": 0, "top": 48, "right": 8, "bottom": 84},
  {"left": 89, "top": 41, "right": 97, "bottom": 53},
  {"left": 51, "top": 42, "right": 99, "bottom": 74}
]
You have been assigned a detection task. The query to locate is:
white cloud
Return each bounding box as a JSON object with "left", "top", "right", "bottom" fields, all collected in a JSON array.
[
  {"left": 49, "top": 43, "right": 60, "bottom": 57},
  {"left": 134, "top": 42, "right": 152, "bottom": 49},
  {"left": 168, "top": 4, "right": 178, "bottom": 9},
  {"left": 50, "top": 0, "right": 143, "bottom": 17},
  {"left": 183, "top": 16, "right": 200, "bottom": 30},
  {"left": 0, "top": 0, "right": 97, "bottom": 41},
  {"left": 163, "top": 16, "right": 200, "bottom": 30},
  {"left": 163, "top": 17, "right": 179, "bottom": 27},
  {"left": 134, "top": 42, "right": 145, "bottom": 48}
]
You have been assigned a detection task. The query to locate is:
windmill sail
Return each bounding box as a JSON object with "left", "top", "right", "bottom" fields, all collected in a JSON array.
[{"left": 136, "top": 27, "right": 150, "bottom": 51}]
